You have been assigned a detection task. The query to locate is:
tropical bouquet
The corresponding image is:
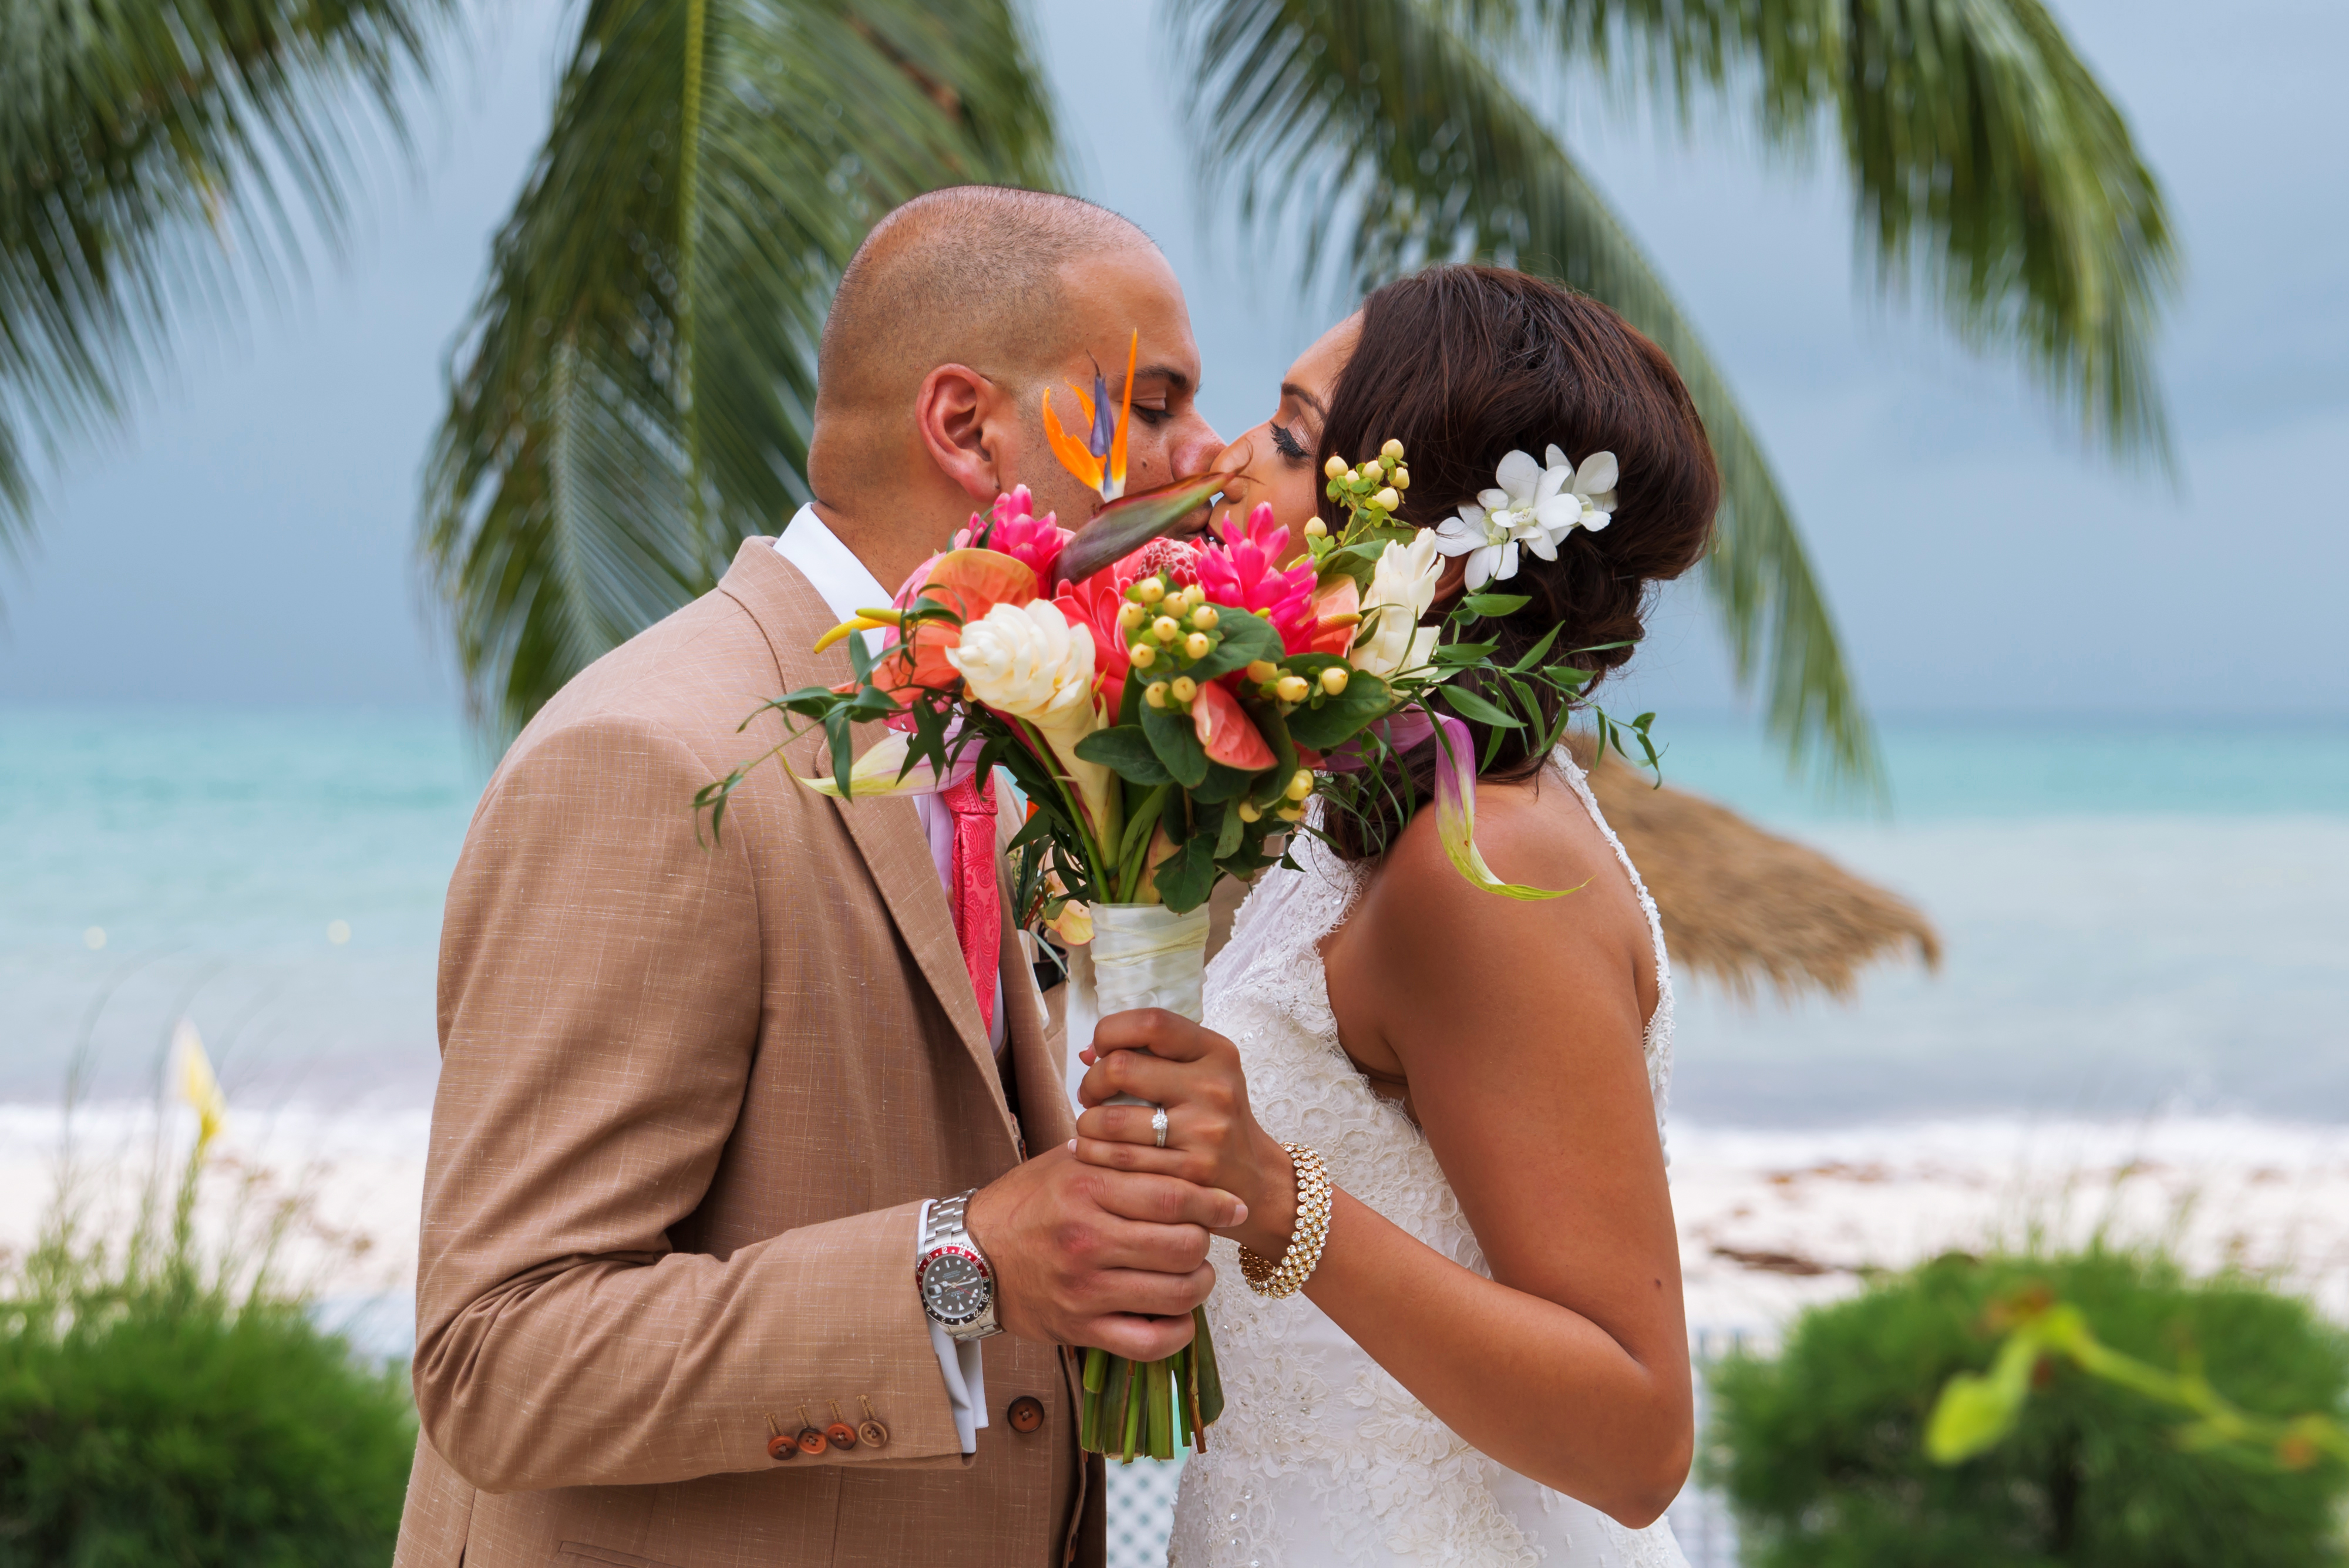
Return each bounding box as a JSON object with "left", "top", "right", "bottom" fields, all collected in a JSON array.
[{"left": 700, "top": 335, "right": 1658, "bottom": 1460}]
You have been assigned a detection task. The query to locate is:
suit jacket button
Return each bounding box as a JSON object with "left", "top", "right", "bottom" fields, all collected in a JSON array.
[
  {"left": 796, "top": 1427, "right": 828, "bottom": 1456},
  {"left": 1006, "top": 1395, "right": 1045, "bottom": 1434},
  {"left": 825, "top": 1422, "right": 859, "bottom": 1450},
  {"left": 766, "top": 1434, "right": 797, "bottom": 1461}
]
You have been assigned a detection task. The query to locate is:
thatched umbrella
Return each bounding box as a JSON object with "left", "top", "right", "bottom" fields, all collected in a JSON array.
[
  {"left": 1203, "top": 739, "right": 1940, "bottom": 1002},
  {"left": 1561, "top": 734, "right": 1941, "bottom": 1001}
]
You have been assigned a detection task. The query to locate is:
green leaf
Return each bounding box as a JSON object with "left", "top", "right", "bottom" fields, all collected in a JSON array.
[
  {"left": 1074, "top": 725, "right": 1175, "bottom": 785},
  {"left": 1438, "top": 684, "right": 1525, "bottom": 729},
  {"left": 1429, "top": 640, "right": 1500, "bottom": 666},
  {"left": 1460, "top": 593, "right": 1531, "bottom": 618},
  {"left": 423, "top": 0, "right": 1068, "bottom": 738},
  {"left": 1054, "top": 472, "right": 1235, "bottom": 587},
  {"left": 1191, "top": 762, "right": 1259, "bottom": 804},
  {"left": 1924, "top": 1334, "right": 2042, "bottom": 1465},
  {"left": 1509, "top": 624, "right": 1566, "bottom": 674},
  {"left": 1139, "top": 697, "right": 1210, "bottom": 789},
  {"left": 1187, "top": 606, "right": 1285, "bottom": 681},
  {"left": 1151, "top": 834, "right": 1220, "bottom": 914},
  {"left": 1284, "top": 668, "right": 1393, "bottom": 750},
  {"left": 1214, "top": 802, "right": 1247, "bottom": 859},
  {"left": 0, "top": 0, "right": 455, "bottom": 565}
]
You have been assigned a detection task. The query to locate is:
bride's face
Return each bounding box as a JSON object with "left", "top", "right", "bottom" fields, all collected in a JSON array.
[{"left": 1212, "top": 314, "right": 1361, "bottom": 555}]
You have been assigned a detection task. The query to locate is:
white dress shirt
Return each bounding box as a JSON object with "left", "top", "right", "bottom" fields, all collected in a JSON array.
[{"left": 773, "top": 505, "right": 995, "bottom": 1453}]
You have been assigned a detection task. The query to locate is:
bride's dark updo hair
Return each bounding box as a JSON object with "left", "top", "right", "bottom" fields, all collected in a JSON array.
[{"left": 1316, "top": 264, "right": 1719, "bottom": 860}]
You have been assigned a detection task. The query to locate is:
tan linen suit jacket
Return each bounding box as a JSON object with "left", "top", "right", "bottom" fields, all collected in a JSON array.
[{"left": 395, "top": 539, "right": 1099, "bottom": 1568}]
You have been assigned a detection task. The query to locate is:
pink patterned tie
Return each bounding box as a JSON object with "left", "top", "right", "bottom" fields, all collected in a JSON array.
[{"left": 940, "top": 770, "right": 1001, "bottom": 1038}]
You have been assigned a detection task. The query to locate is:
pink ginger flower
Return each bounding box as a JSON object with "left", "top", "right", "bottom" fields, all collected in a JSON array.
[
  {"left": 955, "top": 486, "right": 1071, "bottom": 584},
  {"left": 1194, "top": 502, "right": 1318, "bottom": 652},
  {"left": 1054, "top": 567, "right": 1136, "bottom": 719}
]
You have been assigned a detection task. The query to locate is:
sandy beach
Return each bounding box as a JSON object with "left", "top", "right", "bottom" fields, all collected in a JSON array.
[{"left": 11, "top": 1102, "right": 2347, "bottom": 1353}]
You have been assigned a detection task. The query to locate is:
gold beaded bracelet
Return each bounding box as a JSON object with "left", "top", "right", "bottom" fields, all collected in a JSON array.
[{"left": 1239, "top": 1143, "right": 1333, "bottom": 1298}]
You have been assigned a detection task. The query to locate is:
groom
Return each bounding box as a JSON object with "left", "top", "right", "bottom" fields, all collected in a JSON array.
[{"left": 395, "top": 188, "right": 1232, "bottom": 1568}]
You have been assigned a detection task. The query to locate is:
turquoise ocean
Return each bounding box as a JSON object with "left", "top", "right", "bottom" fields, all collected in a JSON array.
[{"left": 4, "top": 705, "right": 2345, "bottom": 1125}]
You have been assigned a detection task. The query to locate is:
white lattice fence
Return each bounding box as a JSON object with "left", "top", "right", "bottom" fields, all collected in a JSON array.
[{"left": 1105, "top": 1456, "right": 1186, "bottom": 1568}]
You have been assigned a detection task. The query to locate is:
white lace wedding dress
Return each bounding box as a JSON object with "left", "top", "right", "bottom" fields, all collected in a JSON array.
[{"left": 1169, "top": 752, "right": 1688, "bottom": 1568}]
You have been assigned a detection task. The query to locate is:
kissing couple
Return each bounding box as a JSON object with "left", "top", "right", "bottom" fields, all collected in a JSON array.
[{"left": 394, "top": 186, "right": 1711, "bottom": 1568}]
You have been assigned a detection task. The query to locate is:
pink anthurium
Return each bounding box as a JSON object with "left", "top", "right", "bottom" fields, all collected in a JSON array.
[
  {"left": 1192, "top": 680, "right": 1276, "bottom": 770},
  {"left": 863, "top": 549, "right": 1040, "bottom": 699},
  {"left": 1308, "top": 576, "right": 1361, "bottom": 657}
]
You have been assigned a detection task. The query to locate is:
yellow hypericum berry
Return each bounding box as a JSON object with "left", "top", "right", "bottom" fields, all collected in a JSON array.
[
  {"left": 1394, "top": 467, "right": 1411, "bottom": 490},
  {"left": 1374, "top": 487, "right": 1400, "bottom": 511},
  {"left": 1344, "top": 466, "right": 1360, "bottom": 483},
  {"left": 1145, "top": 680, "right": 1170, "bottom": 709},
  {"left": 1381, "top": 438, "right": 1405, "bottom": 462},
  {"left": 1237, "top": 800, "right": 1262, "bottom": 823},
  {"left": 1129, "top": 642, "right": 1156, "bottom": 668},
  {"left": 1275, "top": 674, "right": 1310, "bottom": 704},
  {"left": 1118, "top": 601, "right": 1146, "bottom": 630},
  {"left": 1246, "top": 659, "right": 1278, "bottom": 683},
  {"left": 1320, "top": 666, "right": 1350, "bottom": 695},
  {"left": 1276, "top": 802, "right": 1305, "bottom": 823},
  {"left": 1184, "top": 631, "right": 1211, "bottom": 659},
  {"left": 1193, "top": 604, "right": 1220, "bottom": 629},
  {"left": 1170, "top": 675, "right": 1199, "bottom": 704},
  {"left": 1153, "top": 616, "right": 1180, "bottom": 642},
  {"left": 1324, "top": 455, "right": 1348, "bottom": 479},
  {"left": 1284, "top": 768, "right": 1314, "bottom": 802},
  {"left": 1304, "top": 517, "right": 1328, "bottom": 539},
  {"left": 1138, "top": 578, "right": 1166, "bottom": 604}
]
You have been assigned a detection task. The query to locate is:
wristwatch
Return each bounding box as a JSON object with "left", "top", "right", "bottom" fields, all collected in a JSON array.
[{"left": 917, "top": 1190, "right": 1002, "bottom": 1340}]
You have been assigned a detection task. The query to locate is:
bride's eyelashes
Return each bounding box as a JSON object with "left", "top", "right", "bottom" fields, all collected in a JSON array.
[{"left": 1269, "top": 422, "right": 1307, "bottom": 462}]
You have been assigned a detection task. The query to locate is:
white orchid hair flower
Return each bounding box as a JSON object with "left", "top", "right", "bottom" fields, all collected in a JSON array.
[{"left": 1432, "top": 446, "right": 1621, "bottom": 588}]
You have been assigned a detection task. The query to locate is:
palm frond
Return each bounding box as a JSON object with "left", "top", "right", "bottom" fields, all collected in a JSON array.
[
  {"left": 0, "top": 0, "right": 450, "bottom": 557},
  {"left": 421, "top": 0, "right": 1065, "bottom": 738},
  {"left": 1173, "top": 0, "right": 1882, "bottom": 788},
  {"left": 1539, "top": 0, "right": 2178, "bottom": 462}
]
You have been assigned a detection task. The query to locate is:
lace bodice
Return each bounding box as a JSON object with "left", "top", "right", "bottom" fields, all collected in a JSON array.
[{"left": 1170, "top": 752, "right": 1686, "bottom": 1568}]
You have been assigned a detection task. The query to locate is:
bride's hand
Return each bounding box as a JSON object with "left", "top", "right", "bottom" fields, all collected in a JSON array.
[{"left": 1073, "top": 1010, "right": 1301, "bottom": 1260}]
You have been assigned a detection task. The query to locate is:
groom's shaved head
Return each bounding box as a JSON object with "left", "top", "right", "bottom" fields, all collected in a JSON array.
[
  {"left": 815, "top": 186, "right": 1156, "bottom": 415},
  {"left": 805, "top": 186, "right": 1215, "bottom": 594}
]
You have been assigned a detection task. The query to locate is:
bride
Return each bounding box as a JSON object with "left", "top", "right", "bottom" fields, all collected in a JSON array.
[{"left": 1071, "top": 264, "right": 1718, "bottom": 1567}]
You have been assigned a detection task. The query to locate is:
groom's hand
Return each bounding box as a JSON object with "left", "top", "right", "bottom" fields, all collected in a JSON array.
[{"left": 964, "top": 1143, "right": 1243, "bottom": 1360}]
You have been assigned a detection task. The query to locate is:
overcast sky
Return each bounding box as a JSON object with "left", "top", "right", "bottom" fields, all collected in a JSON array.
[{"left": 2, "top": 0, "right": 2341, "bottom": 728}]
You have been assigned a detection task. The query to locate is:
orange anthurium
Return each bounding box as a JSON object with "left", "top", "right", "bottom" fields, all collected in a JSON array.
[
  {"left": 1308, "top": 576, "right": 1361, "bottom": 657},
  {"left": 1041, "top": 329, "right": 1137, "bottom": 503},
  {"left": 866, "top": 549, "right": 1041, "bottom": 698},
  {"left": 1192, "top": 680, "right": 1276, "bottom": 770}
]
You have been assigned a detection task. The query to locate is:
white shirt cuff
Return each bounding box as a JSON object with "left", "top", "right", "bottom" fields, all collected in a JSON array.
[{"left": 918, "top": 1199, "right": 989, "bottom": 1454}]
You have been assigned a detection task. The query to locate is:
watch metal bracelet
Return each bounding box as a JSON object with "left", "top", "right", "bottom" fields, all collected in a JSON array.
[{"left": 917, "top": 1188, "right": 1004, "bottom": 1340}]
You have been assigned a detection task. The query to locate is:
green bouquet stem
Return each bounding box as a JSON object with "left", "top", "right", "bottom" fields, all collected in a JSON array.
[{"left": 1080, "top": 1307, "right": 1225, "bottom": 1462}]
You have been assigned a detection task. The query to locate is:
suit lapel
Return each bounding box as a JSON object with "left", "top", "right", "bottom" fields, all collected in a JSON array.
[{"left": 719, "top": 538, "right": 1013, "bottom": 1140}]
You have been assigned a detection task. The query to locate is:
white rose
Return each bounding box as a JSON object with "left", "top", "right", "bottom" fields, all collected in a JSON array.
[
  {"left": 1350, "top": 531, "right": 1443, "bottom": 679},
  {"left": 945, "top": 598, "right": 1097, "bottom": 731},
  {"left": 945, "top": 598, "right": 1115, "bottom": 836}
]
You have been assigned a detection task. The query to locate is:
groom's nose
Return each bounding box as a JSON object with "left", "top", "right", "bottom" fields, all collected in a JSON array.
[{"left": 1170, "top": 415, "right": 1227, "bottom": 485}]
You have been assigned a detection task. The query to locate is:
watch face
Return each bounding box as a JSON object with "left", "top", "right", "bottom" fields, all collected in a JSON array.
[{"left": 920, "top": 1246, "right": 992, "bottom": 1323}]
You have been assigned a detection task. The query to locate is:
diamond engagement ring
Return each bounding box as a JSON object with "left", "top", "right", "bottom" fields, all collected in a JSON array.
[{"left": 1151, "top": 1106, "right": 1169, "bottom": 1148}]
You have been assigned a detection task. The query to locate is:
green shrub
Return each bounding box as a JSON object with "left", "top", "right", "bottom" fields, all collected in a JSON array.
[
  {"left": 0, "top": 1149, "right": 415, "bottom": 1567},
  {"left": 1709, "top": 1249, "right": 2349, "bottom": 1568}
]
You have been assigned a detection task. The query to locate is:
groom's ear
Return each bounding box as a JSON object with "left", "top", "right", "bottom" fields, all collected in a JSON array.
[{"left": 913, "top": 362, "right": 1018, "bottom": 506}]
